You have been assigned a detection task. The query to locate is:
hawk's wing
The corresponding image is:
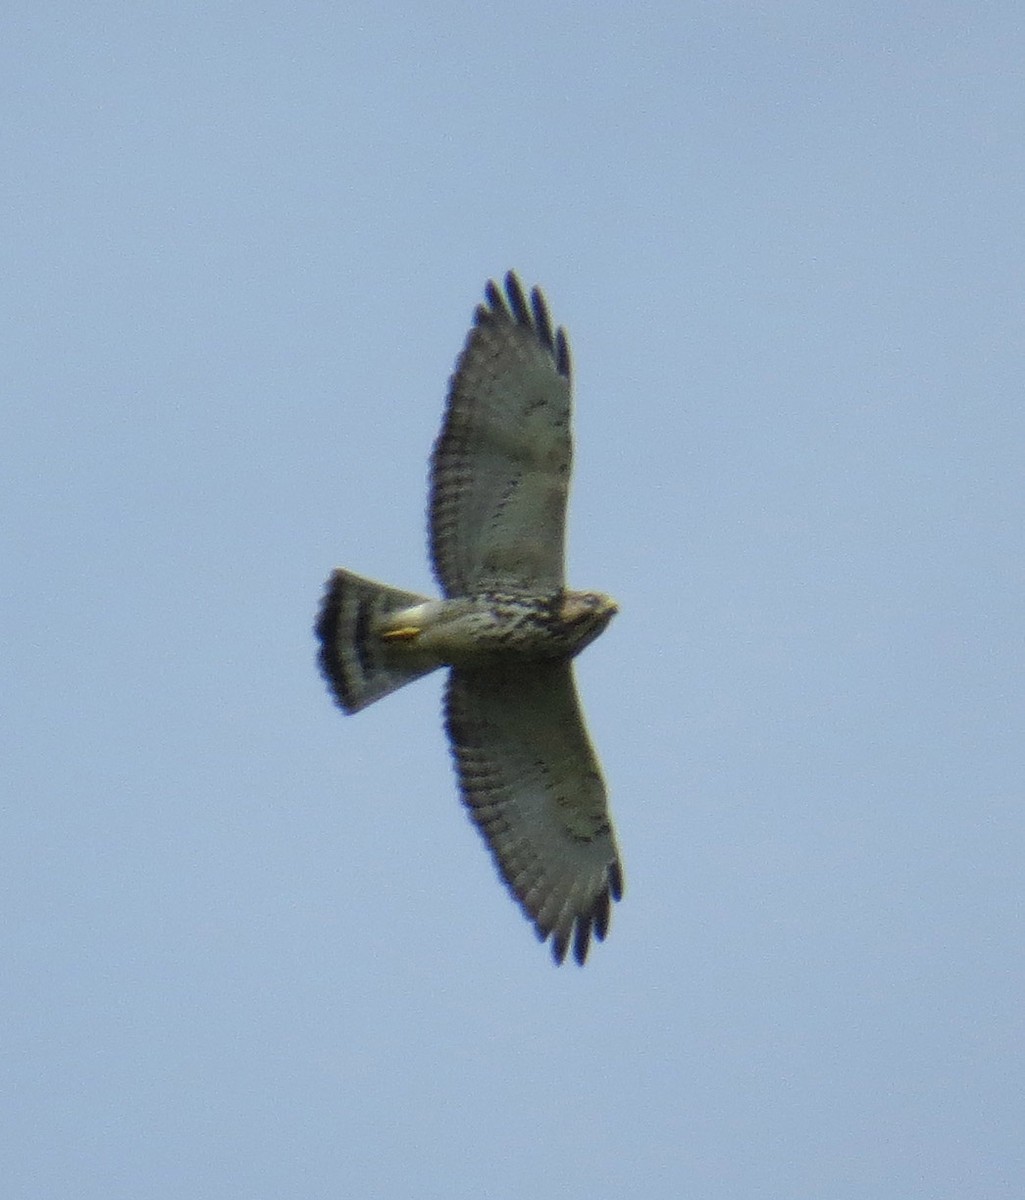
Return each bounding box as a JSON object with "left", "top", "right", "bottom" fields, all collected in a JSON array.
[
  {"left": 445, "top": 663, "right": 623, "bottom": 964},
  {"left": 430, "top": 272, "right": 572, "bottom": 597}
]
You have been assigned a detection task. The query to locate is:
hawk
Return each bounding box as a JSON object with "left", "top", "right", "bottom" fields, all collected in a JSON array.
[{"left": 316, "top": 272, "right": 622, "bottom": 964}]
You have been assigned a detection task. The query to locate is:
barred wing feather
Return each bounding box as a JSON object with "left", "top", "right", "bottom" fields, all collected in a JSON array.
[
  {"left": 430, "top": 272, "right": 572, "bottom": 597},
  {"left": 445, "top": 663, "right": 623, "bottom": 965}
]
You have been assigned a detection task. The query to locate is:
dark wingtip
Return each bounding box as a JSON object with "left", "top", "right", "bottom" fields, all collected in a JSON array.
[
  {"left": 480, "top": 272, "right": 571, "bottom": 381},
  {"left": 570, "top": 880, "right": 617, "bottom": 965},
  {"left": 555, "top": 328, "right": 571, "bottom": 380},
  {"left": 573, "top": 918, "right": 591, "bottom": 966},
  {"left": 483, "top": 278, "right": 505, "bottom": 316},
  {"left": 504, "top": 270, "right": 530, "bottom": 327},
  {"left": 530, "top": 285, "right": 555, "bottom": 352},
  {"left": 593, "top": 889, "right": 612, "bottom": 943}
]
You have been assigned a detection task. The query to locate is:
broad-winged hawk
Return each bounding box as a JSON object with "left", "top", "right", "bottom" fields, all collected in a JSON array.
[{"left": 316, "top": 272, "right": 622, "bottom": 964}]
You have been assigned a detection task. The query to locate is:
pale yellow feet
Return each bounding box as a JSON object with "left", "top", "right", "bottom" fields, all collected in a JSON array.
[{"left": 379, "top": 626, "right": 421, "bottom": 642}]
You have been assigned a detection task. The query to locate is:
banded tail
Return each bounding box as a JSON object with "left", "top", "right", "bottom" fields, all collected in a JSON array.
[{"left": 316, "top": 570, "right": 437, "bottom": 713}]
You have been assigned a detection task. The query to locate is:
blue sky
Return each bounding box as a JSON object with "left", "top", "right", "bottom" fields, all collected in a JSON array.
[{"left": 3, "top": 4, "right": 1023, "bottom": 1197}]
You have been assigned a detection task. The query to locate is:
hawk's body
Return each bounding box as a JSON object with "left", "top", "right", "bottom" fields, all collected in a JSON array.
[{"left": 317, "top": 272, "right": 622, "bottom": 964}]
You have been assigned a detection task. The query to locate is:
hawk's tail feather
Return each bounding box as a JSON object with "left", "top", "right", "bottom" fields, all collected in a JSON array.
[{"left": 316, "top": 570, "right": 437, "bottom": 714}]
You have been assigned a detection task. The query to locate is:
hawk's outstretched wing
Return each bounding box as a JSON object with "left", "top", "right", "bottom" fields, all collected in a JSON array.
[
  {"left": 445, "top": 663, "right": 623, "bottom": 965},
  {"left": 430, "top": 272, "right": 572, "bottom": 598}
]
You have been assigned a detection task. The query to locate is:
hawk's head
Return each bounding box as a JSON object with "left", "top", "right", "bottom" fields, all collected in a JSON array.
[{"left": 556, "top": 590, "right": 618, "bottom": 656}]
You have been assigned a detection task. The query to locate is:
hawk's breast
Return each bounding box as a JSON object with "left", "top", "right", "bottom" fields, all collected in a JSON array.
[{"left": 385, "top": 590, "right": 617, "bottom": 668}]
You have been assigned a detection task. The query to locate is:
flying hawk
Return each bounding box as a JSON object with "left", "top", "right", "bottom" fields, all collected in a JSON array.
[{"left": 316, "top": 272, "right": 622, "bottom": 964}]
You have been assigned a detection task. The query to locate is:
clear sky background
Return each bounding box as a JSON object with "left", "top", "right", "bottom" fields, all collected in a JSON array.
[{"left": 3, "top": 5, "right": 1023, "bottom": 1198}]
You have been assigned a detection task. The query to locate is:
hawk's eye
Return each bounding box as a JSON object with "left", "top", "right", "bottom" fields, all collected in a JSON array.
[{"left": 560, "top": 593, "right": 604, "bottom": 626}]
